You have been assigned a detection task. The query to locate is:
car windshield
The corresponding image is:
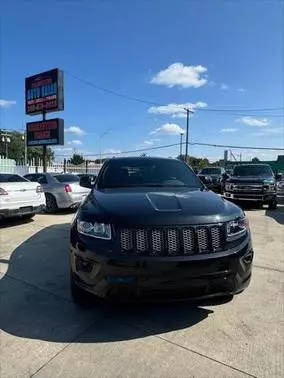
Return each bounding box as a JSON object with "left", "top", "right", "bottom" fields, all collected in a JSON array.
[
  {"left": 53, "top": 174, "right": 80, "bottom": 183},
  {"left": 233, "top": 165, "right": 273, "bottom": 177},
  {"left": 99, "top": 159, "right": 203, "bottom": 189},
  {"left": 200, "top": 168, "right": 221, "bottom": 175},
  {"left": 0, "top": 174, "right": 28, "bottom": 183}
]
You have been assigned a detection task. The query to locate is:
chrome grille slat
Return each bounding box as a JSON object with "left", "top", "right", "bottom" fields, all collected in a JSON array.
[{"left": 119, "top": 224, "right": 223, "bottom": 256}]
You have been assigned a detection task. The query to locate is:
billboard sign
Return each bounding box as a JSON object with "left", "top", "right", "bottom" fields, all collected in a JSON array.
[
  {"left": 26, "top": 118, "right": 64, "bottom": 146},
  {"left": 25, "top": 69, "right": 64, "bottom": 115}
]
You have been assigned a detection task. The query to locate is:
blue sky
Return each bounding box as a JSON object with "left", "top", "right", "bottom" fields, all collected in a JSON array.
[{"left": 0, "top": 0, "right": 283, "bottom": 162}]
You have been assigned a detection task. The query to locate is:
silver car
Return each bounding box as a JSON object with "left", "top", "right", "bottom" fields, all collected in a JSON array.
[{"left": 24, "top": 173, "right": 90, "bottom": 212}]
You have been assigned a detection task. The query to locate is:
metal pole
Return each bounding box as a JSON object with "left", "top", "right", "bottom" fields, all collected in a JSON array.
[
  {"left": 185, "top": 109, "right": 190, "bottom": 161},
  {"left": 42, "top": 111, "right": 47, "bottom": 173},
  {"left": 180, "top": 133, "right": 183, "bottom": 156}
]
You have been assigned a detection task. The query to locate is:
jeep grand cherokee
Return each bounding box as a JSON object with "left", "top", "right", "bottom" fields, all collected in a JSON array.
[{"left": 70, "top": 157, "right": 253, "bottom": 303}]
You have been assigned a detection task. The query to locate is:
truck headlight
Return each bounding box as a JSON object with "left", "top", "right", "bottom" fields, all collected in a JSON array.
[
  {"left": 226, "top": 216, "right": 249, "bottom": 240},
  {"left": 263, "top": 181, "right": 275, "bottom": 192},
  {"left": 77, "top": 220, "right": 112, "bottom": 240},
  {"left": 225, "top": 183, "right": 233, "bottom": 191},
  {"left": 277, "top": 181, "right": 284, "bottom": 189}
]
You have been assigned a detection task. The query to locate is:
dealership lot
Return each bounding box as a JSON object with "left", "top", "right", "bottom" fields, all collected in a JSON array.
[{"left": 0, "top": 207, "right": 283, "bottom": 378}]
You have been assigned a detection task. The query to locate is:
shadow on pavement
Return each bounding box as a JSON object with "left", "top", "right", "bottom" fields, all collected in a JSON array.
[
  {"left": 0, "top": 216, "right": 35, "bottom": 228},
  {"left": 265, "top": 205, "right": 284, "bottom": 225},
  {"left": 0, "top": 223, "right": 216, "bottom": 344}
]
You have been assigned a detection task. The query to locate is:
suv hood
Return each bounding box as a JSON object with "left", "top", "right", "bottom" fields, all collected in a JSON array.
[{"left": 81, "top": 188, "right": 242, "bottom": 226}]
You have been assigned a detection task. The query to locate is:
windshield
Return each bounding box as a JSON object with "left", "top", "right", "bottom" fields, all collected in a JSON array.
[
  {"left": 99, "top": 159, "right": 203, "bottom": 189},
  {"left": 200, "top": 168, "right": 221, "bottom": 175},
  {"left": 0, "top": 174, "right": 28, "bottom": 183},
  {"left": 233, "top": 165, "right": 273, "bottom": 177},
  {"left": 53, "top": 174, "right": 80, "bottom": 183}
]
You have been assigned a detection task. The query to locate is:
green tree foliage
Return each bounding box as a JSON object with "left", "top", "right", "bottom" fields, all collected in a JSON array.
[
  {"left": 177, "top": 155, "right": 210, "bottom": 169},
  {"left": 69, "top": 153, "right": 85, "bottom": 165},
  {"left": 0, "top": 130, "right": 54, "bottom": 162}
]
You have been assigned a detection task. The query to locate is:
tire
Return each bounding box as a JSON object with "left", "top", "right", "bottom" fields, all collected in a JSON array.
[
  {"left": 45, "top": 193, "right": 58, "bottom": 213},
  {"left": 22, "top": 213, "right": 35, "bottom": 220},
  {"left": 268, "top": 199, "right": 277, "bottom": 210}
]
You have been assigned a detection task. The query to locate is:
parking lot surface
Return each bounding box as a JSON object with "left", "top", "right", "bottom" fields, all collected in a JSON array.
[{"left": 0, "top": 206, "right": 283, "bottom": 378}]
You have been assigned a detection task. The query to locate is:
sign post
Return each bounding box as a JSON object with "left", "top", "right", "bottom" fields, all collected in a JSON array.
[{"left": 25, "top": 68, "right": 64, "bottom": 172}]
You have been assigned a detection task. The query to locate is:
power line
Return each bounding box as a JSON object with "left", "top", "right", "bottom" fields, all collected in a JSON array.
[
  {"left": 55, "top": 141, "right": 284, "bottom": 157},
  {"left": 64, "top": 70, "right": 283, "bottom": 114}
]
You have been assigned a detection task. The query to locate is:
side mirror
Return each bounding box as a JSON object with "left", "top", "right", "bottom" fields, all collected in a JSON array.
[
  {"left": 80, "top": 176, "right": 94, "bottom": 189},
  {"left": 275, "top": 173, "right": 283, "bottom": 181}
]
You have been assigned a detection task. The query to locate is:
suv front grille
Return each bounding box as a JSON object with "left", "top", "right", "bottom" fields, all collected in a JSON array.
[{"left": 119, "top": 224, "right": 224, "bottom": 256}]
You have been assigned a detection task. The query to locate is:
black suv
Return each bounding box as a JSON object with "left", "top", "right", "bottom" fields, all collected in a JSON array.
[
  {"left": 224, "top": 164, "right": 279, "bottom": 209},
  {"left": 70, "top": 157, "right": 253, "bottom": 303},
  {"left": 198, "top": 167, "right": 227, "bottom": 193}
]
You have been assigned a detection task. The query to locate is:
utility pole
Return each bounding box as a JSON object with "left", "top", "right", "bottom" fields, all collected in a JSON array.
[
  {"left": 184, "top": 108, "right": 193, "bottom": 162},
  {"left": 180, "top": 133, "right": 183, "bottom": 157}
]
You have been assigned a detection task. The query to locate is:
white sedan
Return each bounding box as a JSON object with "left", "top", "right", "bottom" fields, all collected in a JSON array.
[{"left": 0, "top": 173, "right": 46, "bottom": 220}]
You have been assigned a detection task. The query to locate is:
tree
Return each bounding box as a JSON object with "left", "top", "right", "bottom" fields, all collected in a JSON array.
[
  {"left": 0, "top": 129, "right": 54, "bottom": 163},
  {"left": 251, "top": 157, "right": 260, "bottom": 163},
  {"left": 177, "top": 155, "right": 210, "bottom": 169},
  {"left": 69, "top": 153, "right": 85, "bottom": 165}
]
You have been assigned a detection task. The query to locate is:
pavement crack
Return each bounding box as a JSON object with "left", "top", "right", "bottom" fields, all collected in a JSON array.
[
  {"left": 30, "top": 320, "right": 98, "bottom": 378},
  {"left": 253, "top": 264, "right": 284, "bottom": 273},
  {"left": 156, "top": 335, "right": 258, "bottom": 378}
]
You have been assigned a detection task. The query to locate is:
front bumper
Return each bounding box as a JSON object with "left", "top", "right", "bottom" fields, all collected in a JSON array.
[
  {"left": 224, "top": 191, "right": 276, "bottom": 202},
  {"left": 0, "top": 204, "right": 46, "bottom": 218},
  {"left": 70, "top": 235, "right": 253, "bottom": 302}
]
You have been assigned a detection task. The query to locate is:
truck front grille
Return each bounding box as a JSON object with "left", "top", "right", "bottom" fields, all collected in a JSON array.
[{"left": 120, "top": 224, "right": 224, "bottom": 256}]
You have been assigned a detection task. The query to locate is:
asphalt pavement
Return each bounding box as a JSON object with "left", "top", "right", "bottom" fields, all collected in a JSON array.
[{"left": 0, "top": 206, "right": 283, "bottom": 378}]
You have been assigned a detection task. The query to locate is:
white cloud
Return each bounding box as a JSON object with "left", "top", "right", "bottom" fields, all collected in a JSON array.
[
  {"left": 67, "top": 140, "right": 83, "bottom": 145},
  {"left": 251, "top": 127, "right": 284, "bottom": 137},
  {"left": 237, "top": 88, "right": 246, "bottom": 93},
  {"left": 0, "top": 99, "right": 16, "bottom": 108},
  {"left": 220, "top": 83, "right": 228, "bottom": 90},
  {"left": 143, "top": 138, "right": 160, "bottom": 145},
  {"left": 151, "top": 63, "right": 207, "bottom": 88},
  {"left": 221, "top": 128, "right": 238, "bottom": 132},
  {"left": 150, "top": 123, "right": 185, "bottom": 136},
  {"left": 237, "top": 116, "right": 270, "bottom": 127},
  {"left": 65, "top": 126, "right": 86, "bottom": 136},
  {"left": 53, "top": 147, "right": 73, "bottom": 152},
  {"left": 104, "top": 148, "right": 122, "bottom": 154},
  {"left": 148, "top": 102, "right": 207, "bottom": 119}
]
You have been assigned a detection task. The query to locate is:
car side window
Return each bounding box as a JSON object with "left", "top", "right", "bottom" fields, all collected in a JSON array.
[
  {"left": 37, "top": 175, "right": 48, "bottom": 184},
  {"left": 26, "top": 175, "right": 38, "bottom": 182}
]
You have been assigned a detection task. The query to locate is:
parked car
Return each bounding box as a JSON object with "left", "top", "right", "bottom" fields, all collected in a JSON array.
[
  {"left": 0, "top": 173, "right": 45, "bottom": 220},
  {"left": 70, "top": 157, "right": 253, "bottom": 304},
  {"left": 198, "top": 167, "right": 228, "bottom": 193},
  {"left": 24, "top": 173, "right": 90, "bottom": 212},
  {"left": 223, "top": 164, "right": 280, "bottom": 209}
]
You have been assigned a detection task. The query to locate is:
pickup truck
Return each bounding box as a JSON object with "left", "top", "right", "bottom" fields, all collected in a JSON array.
[{"left": 224, "top": 164, "right": 280, "bottom": 209}]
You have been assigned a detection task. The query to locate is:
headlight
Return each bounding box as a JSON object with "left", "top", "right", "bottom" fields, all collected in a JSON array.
[
  {"left": 226, "top": 216, "right": 249, "bottom": 240},
  {"left": 77, "top": 220, "right": 111, "bottom": 240},
  {"left": 225, "top": 183, "right": 233, "bottom": 191},
  {"left": 263, "top": 181, "right": 275, "bottom": 192},
  {"left": 277, "top": 181, "right": 284, "bottom": 189}
]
